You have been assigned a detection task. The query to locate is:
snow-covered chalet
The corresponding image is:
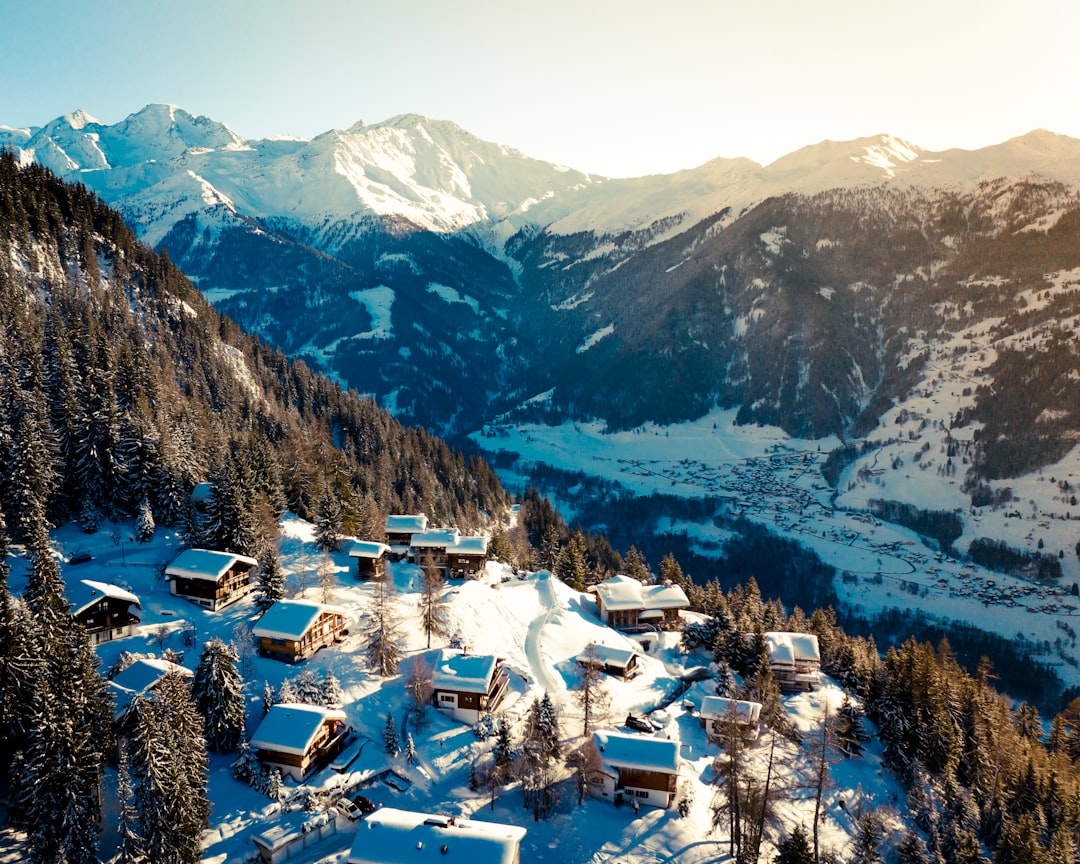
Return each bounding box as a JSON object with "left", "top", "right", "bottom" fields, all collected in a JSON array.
[
  {"left": 252, "top": 599, "right": 351, "bottom": 663},
  {"left": 430, "top": 649, "right": 510, "bottom": 725},
  {"left": 765, "top": 631, "right": 821, "bottom": 692},
  {"left": 68, "top": 578, "right": 141, "bottom": 644},
  {"left": 249, "top": 703, "right": 350, "bottom": 781},
  {"left": 593, "top": 574, "right": 689, "bottom": 632},
  {"left": 348, "top": 540, "right": 391, "bottom": 579},
  {"left": 165, "top": 548, "right": 259, "bottom": 611},
  {"left": 698, "top": 695, "right": 762, "bottom": 742},
  {"left": 590, "top": 729, "right": 680, "bottom": 809}
]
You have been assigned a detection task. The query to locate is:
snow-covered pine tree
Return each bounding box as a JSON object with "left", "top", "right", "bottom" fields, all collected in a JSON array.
[
  {"left": 366, "top": 575, "right": 403, "bottom": 676},
  {"left": 192, "top": 637, "right": 246, "bottom": 753},
  {"left": 320, "top": 668, "right": 342, "bottom": 707},
  {"left": 520, "top": 692, "right": 562, "bottom": 819},
  {"left": 262, "top": 680, "right": 275, "bottom": 715},
  {"left": 315, "top": 486, "right": 344, "bottom": 552},
  {"left": 405, "top": 732, "right": 416, "bottom": 764},
  {"left": 574, "top": 643, "right": 611, "bottom": 736},
  {"left": 124, "top": 671, "right": 210, "bottom": 864},
  {"left": 256, "top": 544, "right": 286, "bottom": 612},
  {"left": 836, "top": 692, "right": 869, "bottom": 758},
  {"left": 384, "top": 712, "right": 401, "bottom": 756},
  {"left": 277, "top": 678, "right": 297, "bottom": 704},
  {"left": 136, "top": 495, "right": 155, "bottom": 542},
  {"left": 293, "top": 668, "right": 323, "bottom": 705},
  {"left": 555, "top": 529, "right": 589, "bottom": 591},
  {"left": 418, "top": 550, "right": 450, "bottom": 649},
  {"left": 405, "top": 657, "right": 433, "bottom": 732}
]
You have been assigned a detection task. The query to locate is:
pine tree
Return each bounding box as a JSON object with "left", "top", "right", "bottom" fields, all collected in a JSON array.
[
  {"left": 135, "top": 495, "right": 155, "bottom": 541},
  {"left": 320, "top": 669, "right": 342, "bottom": 707},
  {"left": 623, "top": 545, "right": 650, "bottom": 583},
  {"left": 850, "top": 811, "right": 885, "bottom": 864},
  {"left": 520, "top": 692, "right": 562, "bottom": 820},
  {"left": 317, "top": 552, "right": 336, "bottom": 603},
  {"left": 405, "top": 732, "right": 416, "bottom": 765},
  {"left": 384, "top": 712, "right": 401, "bottom": 756},
  {"left": 774, "top": 824, "right": 815, "bottom": 864},
  {"left": 555, "top": 529, "right": 590, "bottom": 591},
  {"left": 315, "top": 486, "right": 344, "bottom": 552},
  {"left": 123, "top": 672, "right": 210, "bottom": 864},
  {"left": 262, "top": 680, "right": 275, "bottom": 715},
  {"left": 574, "top": 643, "right": 611, "bottom": 736},
  {"left": 366, "top": 576, "right": 403, "bottom": 676},
  {"left": 836, "top": 692, "right": 870, "bottom": 758},
  {"left": 418, "top": 551, "right": 450, "bottom": 649},
  {"left": 192, "top": 638, "right": 246, "bottom": 753},
  {"left": 406, "top": 657, "right": 434, "bottom": 733},
  {"left": 256, "top": 544, "right": 286, "bottom": 612}
]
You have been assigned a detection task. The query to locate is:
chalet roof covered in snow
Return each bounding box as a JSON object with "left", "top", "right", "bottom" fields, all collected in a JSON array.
[
  {"left": 410, "top": 528, "right": 460, "bottom": 549},
  {"left": 431, "top": 649, "right": 500, "bottom": 694},
  {"left": 764, "top": 631, "right": 821, "bottom": 664},
  {"left": 385, "top": 514, "right": 428, "bottom": 535},
  {"left": 579, "top": 642, "right": 637, "bottom": 670},
  {"left": 348, "top": 540, "right": 391, "bottom": 559},
  {"left": 250, "top": 703, "right": 347, "bottom": 756},
  {"left": 593, "top": 729, "right": 680, "bottom": 775},
  {"left": 699, "top": 696, "right": 762, "bottom": 724},
  {"left": 164, "top": 548, "right": 258, "bottom": 582},
  {"left": 451, "top": 534, "right": 489, "bottom": 555},
  {"left": 68, "top": 579, "right": 141, "bottom": 617},
  {"left": 108, "top": 657, "right": 192, "bottom": 718},
  {"left": 252, "top": 599, "right": 349, "bottom": 641},
  {"left": 594, "top": 574, "right": 689, "bottom": 611},
  {"left": 347, "top": 808, "right": 526, "bottom": 864}
]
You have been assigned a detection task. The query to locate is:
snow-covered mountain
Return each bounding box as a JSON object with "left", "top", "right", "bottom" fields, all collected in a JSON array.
[{"left": 7, "top": 105, "right": 1080, "bottom": 459}]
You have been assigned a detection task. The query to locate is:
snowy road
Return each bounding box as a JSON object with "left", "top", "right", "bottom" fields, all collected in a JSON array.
[{"left": 524, "top": 572, "right": 563, "bottom": 695}]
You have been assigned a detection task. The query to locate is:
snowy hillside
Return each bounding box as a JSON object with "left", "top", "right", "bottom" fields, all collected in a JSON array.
[{"left": 0, "top": 516, "right": 899, "bottom": 864}]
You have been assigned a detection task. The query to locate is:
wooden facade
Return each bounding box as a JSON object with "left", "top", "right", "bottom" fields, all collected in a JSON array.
[
  {"left": 251, "top": 704, "right": 350, "bottom": 782},
  {"left": 348, "top": 541, "right": 390, "bottom": 580},
  {"left": 431, "top": 650, "right": 510, "bottom": 725},
  {"left": 70, "top": 580, "right": 141, "bottom": 645},
  {"left": 591, "top": 730, "right": 680, "bottom": 809},
  {"left": 254, "top": 601, "right": 349, "bottom": 663},
  {"left": 165, "top": 549, "right": 259, "bottom": 611}
]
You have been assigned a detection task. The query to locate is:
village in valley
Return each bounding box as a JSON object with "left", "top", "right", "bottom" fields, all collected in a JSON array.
[{"left": 1, "top": 502, "right": 890, "bottom": 864}]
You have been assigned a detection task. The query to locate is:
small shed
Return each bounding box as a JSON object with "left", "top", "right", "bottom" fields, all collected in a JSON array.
[
  {"left": 348, "top": 541, "right": 391, "bottom": 580},
  {"left": 576, "top": 643, "right": 640, "bottom": 679}
]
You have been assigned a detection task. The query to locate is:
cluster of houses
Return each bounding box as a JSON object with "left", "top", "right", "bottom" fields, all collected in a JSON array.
[{"left": 65, "top": 505, "right": 829, "bottom": 863}]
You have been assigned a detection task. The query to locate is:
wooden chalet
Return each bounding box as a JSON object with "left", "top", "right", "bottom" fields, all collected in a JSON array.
[
  {"left": 385, "top": 514, "right": 428, "bottom": 559},
  {"left": 430, "top": 649, "right": 510, "bottom": 725},
  {"left": 250, "top": 703, "right": 350, "bottom": 781},
  {"left": 165, "top": 548, "right": 259, "bottom": 611},
  {"left": 348, "top": 540, "right": 391, "bottom": 579},
  {"left": 108, "top": 658, "right": 193, "bottom": 724},
  {"left": 69, "top": 579, "right": 141, "bottom": 644},
  {"left": 348, "top": 808, "right": 526, "bottom": 864},
  {"left": 411, "top": 528, "right": 489, "bottom": 578},
  {"left": 446, "top": 534, "right": 489, "bottom": 578},
  {"left": 590, "top": 729, "right": 680, "bottom": 809},
  {"left": 593, "top": 574, "right": 689, "bottom": 632},
  {"left": 699, "top": 696, "right": 762, "bottom": 742},
  {"left": 765, "top": 631, "right": 821, "bottom": 692},
  {"left": 576, "top": 642, "right": 640, "bottom": 680},
  {"left": 253, "top": 599, "right": 350, "bottom": 663}
]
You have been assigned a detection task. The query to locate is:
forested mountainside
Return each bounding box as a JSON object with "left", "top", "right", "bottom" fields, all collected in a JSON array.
[{"left": 0, "top": 152, "right": 509, "bottom": 548}]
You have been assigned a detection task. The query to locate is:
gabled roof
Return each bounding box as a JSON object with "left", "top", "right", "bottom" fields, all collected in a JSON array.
[
  {"left": 348, "top": 540, "right": 391, "bottom": 559},
  {"left": 165, "top": 548, "right": 259, "bottom": 582},
  {"left": 431, "top": 649, "right": 500, "bottom": 694},
  {"left": 578, "top": 643, "right": 637, "bottom": 670},
  {"left": 108, "top": 658, "right": 192, "bottom": 719},
  {"left": 594, "top": 574, "right": 689, "bottom": 611},
  {"left": 68, "top": 579, "right": 141, "bottom": 617},
  {"left": 250, "top": 703, "right": 347, "bottom": 756},
  {"left": 699, "top": 696, "right": 762, "bottom": 724},
  {"left": 348, "top": 808, "right": 526, "bottom": 864},
  {"left": 252, "top": 600, "right": 349, "bottom": 641},
  {"left": 386, "top": 514, "right": 428, "bottom": 535},
  {"left": 410, "top": 528, "right": 460, "bottom": 549},
  {"left": 593, "top": 729, "right": 679, "bottom": 775},
  {"left": 764, "top": 632, "right": 821, "bottom": 664},
  {"left": 450, "top": 535, "right": 488, "bottom": 555}
]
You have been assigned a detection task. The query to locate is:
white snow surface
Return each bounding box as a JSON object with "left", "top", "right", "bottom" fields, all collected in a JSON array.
[
  {"left": 11, "top": 106, "right": 1080, "bottom": 255},
  {"left": 1, "top": 514, "right": 902, "bottom": 864}
]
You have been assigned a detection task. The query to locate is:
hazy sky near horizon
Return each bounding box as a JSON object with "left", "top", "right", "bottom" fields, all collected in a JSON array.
[{"left": 3, "top": 0, "right": 1076, "bottom": 177}]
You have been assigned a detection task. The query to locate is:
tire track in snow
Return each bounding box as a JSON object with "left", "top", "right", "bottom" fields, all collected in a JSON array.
[{"left": 524, "top": 572, "right": 563, "bottom": 695}]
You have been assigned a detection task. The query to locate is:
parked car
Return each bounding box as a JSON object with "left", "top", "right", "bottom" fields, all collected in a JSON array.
[
  {"left": 335, "top": 798, "right": 362, "bottom": 820},
  {"left": 624, "top": 712, "right": 654, "bottom": 733},
  {"left": 351, "top": 795, "right": 377, "bottom": 817}
]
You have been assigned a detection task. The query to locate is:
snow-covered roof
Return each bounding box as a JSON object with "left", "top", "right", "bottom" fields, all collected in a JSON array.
[
  {"left": 593, "top": 729, "right": 679, "bottom": 775},
  {"left": 699, "top": 696, "right": 762, "bottom": 724},
  {"left": 410, "top": 528, "right": 460, "bottom": 549},
  {"left": 348, "top": 540, "right": 391, "bottom": 559},
  {"left": 431, "top": 649, "right": 500, "bottom": 694},
  {"left": 451, "top": 534, "right": 488, "bottom": 555},
  {"left": 348, "top": 808, "right": 526, "bottom": 864},
  {"left": 165, "top": 548, "right": 258, "bottom": 582},
  {"left": 68, "top": 579, "right": 141, "bottom": 617},
  {"left": 579, "top": 643, "right": 637, "bottom": 669},
  {"left": 764, "top": 632, "right": 821, "bottom": 664},
  {"left": 252, "top": 600, "right": 349, "bottom": 641},
  {"left": 108, "top": 658, "right": 191, "bottom": 718},
  {"left": 386, "top": 514, "right": 428, "bottom": 534},
  {"left": 595, "top": 574, "right": 689, "bottom": 611},
  {"left": 250, "top": 703, "right": 347, "bottom": 756}
]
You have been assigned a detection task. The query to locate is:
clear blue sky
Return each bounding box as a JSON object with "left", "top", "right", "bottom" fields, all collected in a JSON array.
[{"left": 2, "top": 0, "right": 1077, "bottom": 177}]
